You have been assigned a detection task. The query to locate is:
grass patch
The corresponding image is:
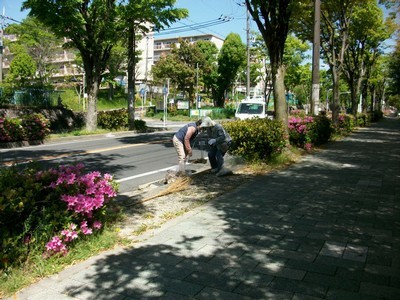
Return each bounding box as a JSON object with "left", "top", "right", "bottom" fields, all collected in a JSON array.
[{"left": 48, "top": 128, "right": 112, "bottom": 139}]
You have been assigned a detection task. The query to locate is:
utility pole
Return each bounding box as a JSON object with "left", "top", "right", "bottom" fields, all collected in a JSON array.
[
  {"left": 246, "top": 6, "right": 251, "bottom": 99},
  {"left": 0, "top": 6, "right": 5, "bottom": 83},
  {"left": 311, "top": 0, "right": 321, "bottom": 115},
  {"left": 196, "top": 62, "right": 199, "bottom": 109},
  {"left": 143, "top": 36, "right": 149, "bottom": 116}
]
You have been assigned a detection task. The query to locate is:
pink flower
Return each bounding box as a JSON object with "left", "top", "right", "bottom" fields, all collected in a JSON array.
[
  {"left": 61, "top": 229, "right": 78, "bottom": 242},
  {"left": 45, "top": 236, "right": 68, "bottom": 255},
  {"left": 93, "top": 221, "right": 102, "bottom": 230},
  {"left": 80, "top": 221, "right": 93, "bottom": 235}
]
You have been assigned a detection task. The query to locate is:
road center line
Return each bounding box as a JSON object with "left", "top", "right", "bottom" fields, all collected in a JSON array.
[{"left": 116, "top": 165, "right": 178, "bottom": 183}]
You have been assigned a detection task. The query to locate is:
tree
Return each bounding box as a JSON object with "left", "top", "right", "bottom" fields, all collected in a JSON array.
[
  {"left": 283, "top": 35, "right": 311, "bottom": 93},
  {"left": 152, "top": 39, "right": 205, "bottom": 105},
  {"left": 245, "top": 0, "right": 295, "bottom": 134},
  {"left": 118, "top": 0, "right": 187, "bottom": 130},
  {"left": 5, "top": 17, "right": 61, "bottom": 87},
  {"left": 343, "top": 1, "right": 393, "bottom": 115},
  {"left": 215, "top": 33, "right": 246, "bottom": 107},
  {"left": 103, "top": 42, "right": 127, "bottom": 101},
  {"left": 6, "top": 52, "right": 36, "bottom": 87},
  {"left": 22, "top": 0, "right": 119, "bottom": 132},
  {"left": 387, "top": 42, "right": 400, "bottom": 109},
  {"left": 196, "top": 40, "right": 219, "bottom": 99}
]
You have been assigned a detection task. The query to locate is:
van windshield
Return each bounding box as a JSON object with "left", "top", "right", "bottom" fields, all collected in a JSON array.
[{"left": 237, "top": 103, "right": 264, "bottom": 114}]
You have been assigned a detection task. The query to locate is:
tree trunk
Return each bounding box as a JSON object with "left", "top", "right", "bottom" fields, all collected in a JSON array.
[
  {"left": 85, "top": 75, "right": 99, "bottom": 132},
  {"left": 108, "top": 82, "right": 114, "bottom": 101},
  {"left": 273, "top": 65, "right": 288, "bottom": 136},
  {"left": 331, "top": 66, "right": 341, "bottom": 127}
]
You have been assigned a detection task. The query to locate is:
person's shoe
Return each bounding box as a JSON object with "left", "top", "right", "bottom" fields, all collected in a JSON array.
[{"left": 210, "top": 168, "right": 218, "bottom": 173}]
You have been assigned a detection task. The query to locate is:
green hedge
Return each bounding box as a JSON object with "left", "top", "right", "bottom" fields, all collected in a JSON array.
[
  {"left": 223, "top": 118, "right": 287, "bottom": 162},
  {"left": 97, "top": 109, "right": 146, "bottom": 131},
  {"left": 0, "top": 114, "right": 50, "bottom": 143}
]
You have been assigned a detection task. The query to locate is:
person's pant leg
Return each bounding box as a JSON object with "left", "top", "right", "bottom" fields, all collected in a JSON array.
[
  {"left": 208, "top": 147, "right": 218, "bottom": 169},
  {"left": 216, "top": 149, "right": 225, "bottom": 171},
  {"left": 173, "top": 135, "right": 186, "bottom": 170}
]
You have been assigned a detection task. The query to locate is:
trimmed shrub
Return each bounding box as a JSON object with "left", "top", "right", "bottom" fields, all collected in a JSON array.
[
  {"left": 21, "top": 113, "right": 51, "bottom": 141},
  {"left": 98, "top": 109, "right": 147, "bottom": 131},
  {"left": 223, "top": 118, "right": 287, "bottom": 162},
  {"left": 0, "top": 114, "right": 50, "bottom": 143},
  {"left": 98, "top": 109, "right": 128, "bottom": 130}
]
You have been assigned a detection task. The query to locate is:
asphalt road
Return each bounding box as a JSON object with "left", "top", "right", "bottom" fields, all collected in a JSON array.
[{"left": 0, "top": 125, "right": 209, "bottom": 194}]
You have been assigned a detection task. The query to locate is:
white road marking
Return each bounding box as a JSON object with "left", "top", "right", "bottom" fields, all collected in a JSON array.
[
  {"left": 117, "top": 166, "right": 174, "bottom": 183},
  {"left": 116, "top": 161, "right": 197, "bottom": 183}
]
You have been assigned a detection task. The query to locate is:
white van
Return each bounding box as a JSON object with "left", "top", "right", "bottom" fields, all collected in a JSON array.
[{"left": 235, "top": 97, "right": 273, "bottom": 120}]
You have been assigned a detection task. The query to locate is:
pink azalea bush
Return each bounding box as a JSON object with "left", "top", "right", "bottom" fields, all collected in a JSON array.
[
  {"left": 288, "top": 114, "right": 332, "bottom": 150},
  {"left": 40, "top": 163, "right": 117, "bottom": 257},
  {"left": 288, "top": 115, "right": 315, "bottom": 150}
]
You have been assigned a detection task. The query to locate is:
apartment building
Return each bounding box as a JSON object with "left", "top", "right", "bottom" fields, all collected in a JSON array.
[{"left": 153, "top": 33, "right": 224, "bottom": 63}]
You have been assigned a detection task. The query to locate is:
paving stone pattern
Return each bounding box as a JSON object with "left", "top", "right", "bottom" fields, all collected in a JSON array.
[{"left": 8, "top": 117, "right": 400, "bottom": 300}]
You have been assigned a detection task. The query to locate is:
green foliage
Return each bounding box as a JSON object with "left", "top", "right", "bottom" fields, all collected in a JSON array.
[
  {"left": 98, "top": 109, "right": 128, "bottom": 130},
  {"left": 6, "top": 53, "right": 37, "bottom": 87},
  {"left": 209, "top": 107, "right": 236, "bottom": 119},
  {"left": 152, "top": 39, "right": 205, "bottom": 101},
  {"left": 333, "top": 114, "right": 356, "bottom": 134},
  {"left": 21, "top": 113, "right": 51, "bottom": 140},
  {"left": 0, "top": 163, "right": 118, "bottom": 270},
  {"left": 216, "top": 33, "right": 246, "bottom": 107},
  {"left": 0, "top": 165, "right": 52, "bottom": 268},
  {"left": 0, "top": 114, "right": 51, "bottom": 142},
  {"left": 223, "top": 118, "right": 287, "bottom": 162},
  {"left": 0, "top": 118, "right": 25, "bottom": 142},
  {"left": 97, "top": 109, "right": 147, "bottom": 131},
  {"left": 5, "top": 16, "right": 62, "bottom": 88}
]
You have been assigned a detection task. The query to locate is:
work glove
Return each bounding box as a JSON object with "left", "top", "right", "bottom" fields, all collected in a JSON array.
[{"left": 208, "top": 138, "right": 216, "bottom": 146}]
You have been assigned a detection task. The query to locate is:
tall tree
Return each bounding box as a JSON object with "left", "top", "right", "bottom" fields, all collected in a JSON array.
[
  {"left": 245, "top": 0, "right": 295, "bottom": 134},
  {"left": 196, "top": 40, "right": 219, "bottom": 100},
  {"left": 343, "top": 1, "right": 393, "bottom": 115},
  {"left": 296, "top": 0, "right": 366, "bottom": 125},
  {"left": 387, "top": 42, "right": 400, "bottom": 109},
  {"left": 6, "top": 52, "right": 36, "bottom": 87},
  {"left": 215, "top": 33, "right": 246, "bottom": 107},
  {"left": 152, "top": 39, "right": 205, "bottom": 104},
  {"left": 5, "top": 17, "right": 61, "bottom": 87},
  {"left": 118, "top": 0, "right": 187, "bottom": 130},
  {"left": 22, "top": 0, "right": 119, "bottom": 132}
]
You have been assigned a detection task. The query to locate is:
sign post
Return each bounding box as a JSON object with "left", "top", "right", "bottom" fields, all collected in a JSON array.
[{"left": 163, "top": 79, "right": 169, "bottom": 128}]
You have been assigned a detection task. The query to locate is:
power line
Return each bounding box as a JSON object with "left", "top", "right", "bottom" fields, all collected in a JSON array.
[{"left": 155, "top": 16, "right": 233, "bottom": 36}]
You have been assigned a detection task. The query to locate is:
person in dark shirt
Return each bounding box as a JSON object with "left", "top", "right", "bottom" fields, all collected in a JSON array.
[{"left": 200, "top": 117, "right": 232, "bottom": 175}]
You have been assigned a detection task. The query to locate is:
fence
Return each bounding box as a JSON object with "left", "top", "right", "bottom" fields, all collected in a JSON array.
[{"left": 11, "top": 89, "right": 65, "bottom": 107}]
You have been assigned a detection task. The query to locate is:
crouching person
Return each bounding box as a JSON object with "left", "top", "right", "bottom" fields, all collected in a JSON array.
[{"left": 200, "top": 117, "right": 232, "bottom": 176}]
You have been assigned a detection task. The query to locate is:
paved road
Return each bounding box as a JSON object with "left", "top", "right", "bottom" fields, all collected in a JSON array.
[
  {"left": 0, "top": 120, "right": 208, "bottom": 194},
  {"left": 7, "top": 117, "right": 400, "bottom": 299}
]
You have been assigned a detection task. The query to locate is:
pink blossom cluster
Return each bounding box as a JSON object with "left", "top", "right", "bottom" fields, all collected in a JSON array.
[
  {"left": 288, "top": 116, "right": 314, "bottom": 134},
  {"left": 42, "top": 163, "right": 117, "bottom": 257},
  {"left": 288, "top": 116, "right": 315, "bottom": 151}
]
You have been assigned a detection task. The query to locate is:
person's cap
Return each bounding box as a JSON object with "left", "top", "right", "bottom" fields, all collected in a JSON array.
[{"left": 200, "top": 117, "right": 215, "bottom": 127}]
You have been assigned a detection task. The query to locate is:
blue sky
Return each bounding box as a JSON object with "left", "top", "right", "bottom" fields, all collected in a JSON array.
[{"left": 2, "top": 0, "right": 251, "bottom": 42}]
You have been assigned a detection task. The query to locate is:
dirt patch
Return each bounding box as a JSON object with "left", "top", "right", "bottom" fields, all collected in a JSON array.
[{"left": 115, "top": 165, "right": 256, "bottom": 241}]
